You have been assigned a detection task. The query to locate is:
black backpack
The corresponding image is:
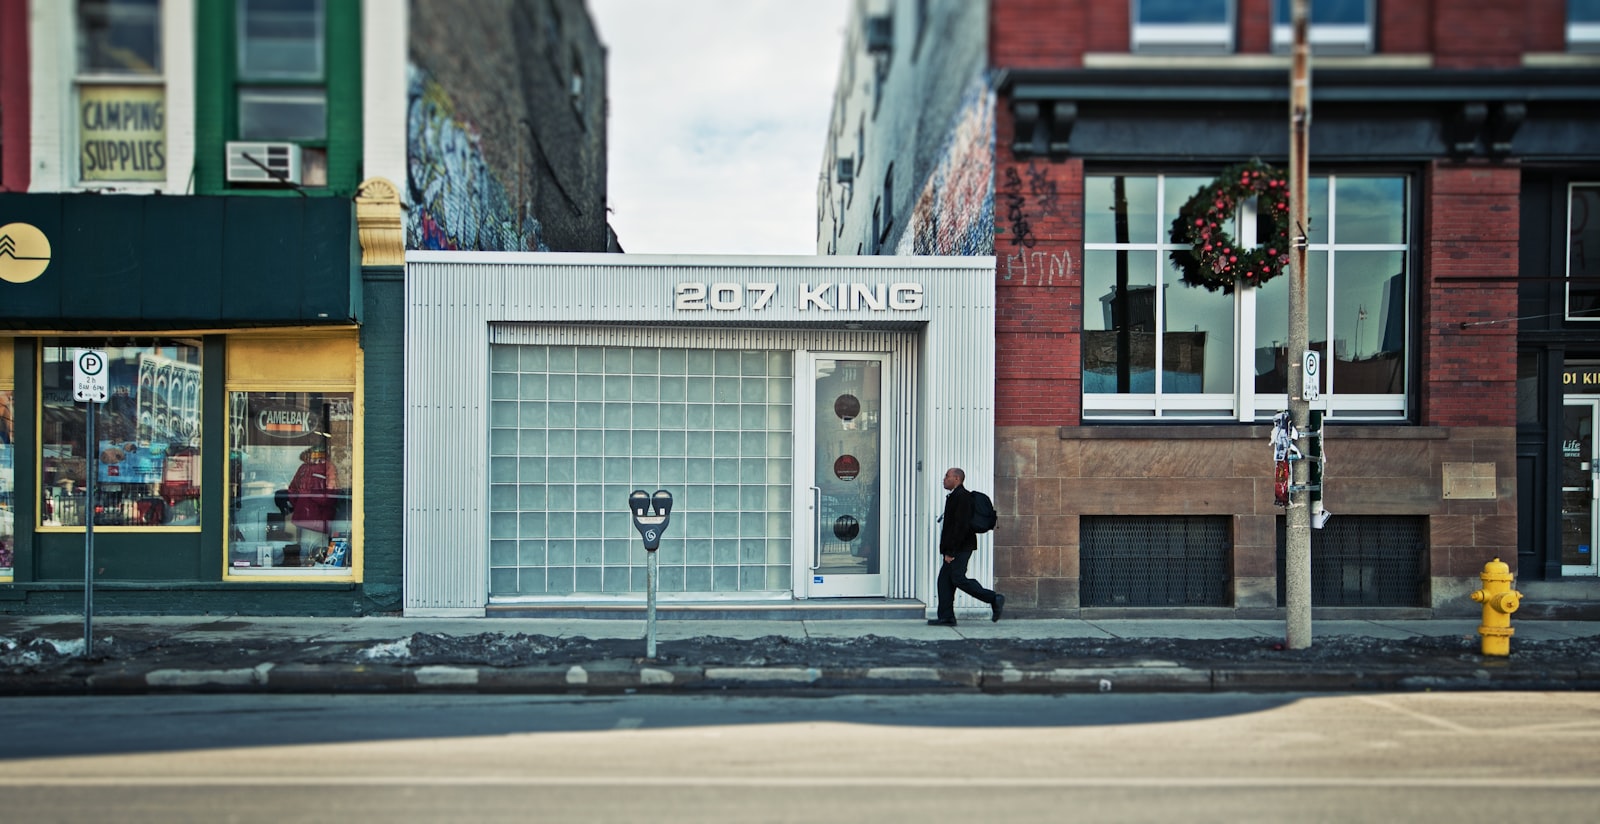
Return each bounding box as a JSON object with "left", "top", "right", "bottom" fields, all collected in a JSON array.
[{"left": 969, "top": 490, "right": 997, "bottom": 534}]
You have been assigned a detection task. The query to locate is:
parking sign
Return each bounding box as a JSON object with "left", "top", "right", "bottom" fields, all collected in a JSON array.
[{"left": 73, "top": 349, "right": 108, "bottom": 403}]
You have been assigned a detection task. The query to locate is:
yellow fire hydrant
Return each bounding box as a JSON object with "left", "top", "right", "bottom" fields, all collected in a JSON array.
[{"left": 1469, "top": 557, "right": 1522, "bottom": 656}]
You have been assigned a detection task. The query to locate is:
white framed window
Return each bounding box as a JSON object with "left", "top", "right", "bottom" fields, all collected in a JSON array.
[
  {"left": 1083, "top": 172, "right": 1411, "bottom": 421},
  {"left": 1132, "top": 0, "right": 1235, "bottom": 55},
  {"left": 75, "top": 0, "right": 166, "bottom": 184},
  {"left": 1567, "top": 183, "right": 1600, "bottom": 320},
  {"left": 1271, "top": 0, "right": 1375, "bottom": 55},
  {"left": 1572, "top": 0, "right": 1600, "bottom": 53}
]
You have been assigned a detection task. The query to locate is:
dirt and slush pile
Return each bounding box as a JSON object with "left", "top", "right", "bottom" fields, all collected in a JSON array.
[{"left": 3, "top": 629, "right": 1597, "bottom": 681}]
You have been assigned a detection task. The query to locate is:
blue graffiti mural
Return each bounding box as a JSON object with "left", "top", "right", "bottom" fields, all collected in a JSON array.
[
  {"left": 899, "top": 75, "right": 995, "bottom": 257},
  {"left": 406, "top": 64, "right": 548, "bottom": 251}
]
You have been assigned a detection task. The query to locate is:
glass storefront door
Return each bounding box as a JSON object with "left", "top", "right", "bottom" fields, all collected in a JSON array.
[
  {"left": 799, "top": 354, "right": 888, "bottom": 597},
  {"left": 1562, "top": 401, "right": 1600, "bottom": 576}
]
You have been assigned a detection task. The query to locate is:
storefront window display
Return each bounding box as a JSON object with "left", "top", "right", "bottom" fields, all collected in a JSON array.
[
  {"left": 1, "top": 388, "right": 15, "bottom": 577},
  {"left": 40, "top": 340, "right": 202, "bottom": 528},
  {"left": 227, "top": 391, "right": 354, "bottom": 573}
]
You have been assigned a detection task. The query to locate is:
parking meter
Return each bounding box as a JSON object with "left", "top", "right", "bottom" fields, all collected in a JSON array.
[
  {"left": 629, "top": 489, "right": 673, "bottom": 550},
  {"left": 629, "top": 489, "right": 672, "bottom": 659}
]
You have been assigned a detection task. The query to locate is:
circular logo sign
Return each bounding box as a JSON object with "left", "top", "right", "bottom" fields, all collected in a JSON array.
[
  {"left": 833, "top": 454, "right": 860, "bottom": 481},
  {"left": 834, "top": 394, "right": 861, "bottom": 421},
  {"left": 833, "top": 515, "right": 860, "bottom": 542},
  {"left": 0, "top": 223, "right": 52, "bottom": 284}
]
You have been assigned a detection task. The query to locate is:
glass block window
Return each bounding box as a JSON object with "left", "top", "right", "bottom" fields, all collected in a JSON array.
[{"left": 488, "top": 345, "right": 794, "bottom": 597}]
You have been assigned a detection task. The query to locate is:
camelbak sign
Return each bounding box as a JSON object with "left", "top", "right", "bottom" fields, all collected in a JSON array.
[{"left": 674, "top": 282, "right": 925, "bottom": 313}]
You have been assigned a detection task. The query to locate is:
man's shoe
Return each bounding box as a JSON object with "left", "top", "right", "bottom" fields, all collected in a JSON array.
[
  {"left": 991, "top": 593, "right": 1006, "bottom": 622},
  {"left": 927, "top": 619, "right": 957, "bottom": 626}
]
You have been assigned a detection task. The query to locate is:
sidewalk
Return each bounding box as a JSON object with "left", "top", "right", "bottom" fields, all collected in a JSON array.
[{"left": 3, "top": 614, "right": 1598, "bottom": 695}]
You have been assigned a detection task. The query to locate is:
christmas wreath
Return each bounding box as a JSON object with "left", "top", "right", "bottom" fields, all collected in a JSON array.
[{"left": 1169, "top": 160, "right": 1292, "bottom": 293}]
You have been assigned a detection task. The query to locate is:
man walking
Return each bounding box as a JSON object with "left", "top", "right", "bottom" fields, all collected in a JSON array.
[{"left": 929, "top": 467, "right": 1004, "bottom": 626}]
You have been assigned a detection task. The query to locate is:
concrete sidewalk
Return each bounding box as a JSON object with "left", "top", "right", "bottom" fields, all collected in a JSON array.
[
  {"left": 3, "top": 614, "right": 1598, "bottom": 696},
  {"left": 5, "top": 613, "right": 1600, "bottom": 642}
]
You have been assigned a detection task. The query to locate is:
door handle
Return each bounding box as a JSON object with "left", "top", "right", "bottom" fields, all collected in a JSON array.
[{"left": 809, "top": 486, "right": 822, "bottom": 571}]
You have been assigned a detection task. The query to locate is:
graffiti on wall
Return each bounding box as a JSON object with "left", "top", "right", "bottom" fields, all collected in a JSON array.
[
  {"left": 407, "top": 64, "right": 548, "bottom": 252},
  {"left": 998, "top": 160, "right": 1070, "bottom": 286},
  {"left": 898, "top": 76, "right": 995, "bottom": 257}
]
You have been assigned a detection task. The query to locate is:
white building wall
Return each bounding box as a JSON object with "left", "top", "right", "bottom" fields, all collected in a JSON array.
[
  {"left": 29, "top": 0, "right": 195, "bottom": 193},
  {"left": 362, "top": 0, "right": 409, "bottom": 194},
  {"left": 405, "top": 253, "right": 995, "bottom": 615}
]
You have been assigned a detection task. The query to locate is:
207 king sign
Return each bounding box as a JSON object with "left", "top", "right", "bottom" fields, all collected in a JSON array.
[{"left": 675, "top": 282, "right": 925, "bottom": 313}]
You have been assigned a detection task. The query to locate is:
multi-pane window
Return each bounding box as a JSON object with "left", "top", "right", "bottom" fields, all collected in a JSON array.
[
  {"left": 1567, "top": 184, "right": 1600, "bottom": 320},
  {"left": 76, "top": 0, "right": 166, "bottom": 183},
  {"left": 1132, "top": 0, "right": 1234, "bottom": 54},
  {"left": 40, "top": 340, "right": 203, "bottom": 527},
  {"left": 1572, "top": 0, "right": 1600, "bottom": 53},
  {"left": 1272, "top": 0, "right": 1374, "bottom": 54},
  {"left": 488, "top": 345, "right": 794, "bottom": 598},
  {"left": 1083, "top": 172, "right": 1410, "bottom": 421},
  {"left": 236, "top": 0, "right": 328, "bottom": 183}
]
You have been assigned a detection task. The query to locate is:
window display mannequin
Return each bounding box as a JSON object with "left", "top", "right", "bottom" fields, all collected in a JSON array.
[{"left": 287, "top": 445, "right": 337, "bottom": 560}]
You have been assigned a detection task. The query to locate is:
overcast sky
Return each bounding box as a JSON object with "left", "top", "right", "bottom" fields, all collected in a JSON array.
[{"left": 587, "top": 0, "right": 851, "bottom": 255}]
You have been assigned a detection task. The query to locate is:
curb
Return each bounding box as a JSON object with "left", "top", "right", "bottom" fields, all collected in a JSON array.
[{"left": 5, "top": 661, "right": 1600, "bottom": 696}]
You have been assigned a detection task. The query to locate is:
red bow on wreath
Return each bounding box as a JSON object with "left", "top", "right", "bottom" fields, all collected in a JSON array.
[{"left": 1169, "top": 160, "right": 1293, "bottom": 293}]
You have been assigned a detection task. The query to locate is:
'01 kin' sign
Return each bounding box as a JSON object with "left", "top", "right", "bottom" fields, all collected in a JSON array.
[{"left": 675, "top": 281, "right": 925, "bottom": 313}]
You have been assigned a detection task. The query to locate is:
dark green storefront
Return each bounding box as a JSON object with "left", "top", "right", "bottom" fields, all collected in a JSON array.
[{"left": 0, "top": 192, "right": 402, "bottom": 615}]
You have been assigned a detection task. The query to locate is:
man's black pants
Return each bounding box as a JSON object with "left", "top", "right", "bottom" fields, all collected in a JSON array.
[{"left": 936, "top": 549, "right": 996, "bottom": 622}]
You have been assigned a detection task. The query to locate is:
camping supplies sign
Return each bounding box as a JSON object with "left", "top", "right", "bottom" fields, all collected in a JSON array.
[{"left": 80, "top": 85, "right": 166, "bottom": 182}]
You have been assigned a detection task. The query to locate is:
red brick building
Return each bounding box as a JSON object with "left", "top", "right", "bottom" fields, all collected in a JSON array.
[{"left": 822, "top": 0, "right": 1600, "bottom": 617}]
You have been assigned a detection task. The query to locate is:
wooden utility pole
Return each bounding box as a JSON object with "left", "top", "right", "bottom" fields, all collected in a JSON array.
[{"left": 1284, "top": 0, "right": 1314, "bottom": 649}]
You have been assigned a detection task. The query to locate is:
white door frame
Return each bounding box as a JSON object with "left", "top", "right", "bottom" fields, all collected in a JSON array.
[
  {"left": 794, "top": 351, "right": 893, "bottom": 598},
  {"left": 1563, "top": 398, "right": 1600, "bottom": 577}
]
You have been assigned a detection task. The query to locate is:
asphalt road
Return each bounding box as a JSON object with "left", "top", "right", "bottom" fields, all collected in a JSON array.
[{"left": 1, "top": 692, "right": 1596, "bottom": 823}]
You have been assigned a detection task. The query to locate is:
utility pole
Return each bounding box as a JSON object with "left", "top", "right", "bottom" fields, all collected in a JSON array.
[{"left": 1284, "top": 0, "right": 1313, "bottom": 649}]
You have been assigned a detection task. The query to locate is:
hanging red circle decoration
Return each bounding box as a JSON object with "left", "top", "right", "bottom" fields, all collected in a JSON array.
[{"left": 1169, "top": 160, "right": 1293, "bottom": 293}]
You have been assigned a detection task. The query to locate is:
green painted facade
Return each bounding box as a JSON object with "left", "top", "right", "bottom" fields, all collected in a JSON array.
[{"left": 194, "top": 1, "right": 363, "bottom": 197}]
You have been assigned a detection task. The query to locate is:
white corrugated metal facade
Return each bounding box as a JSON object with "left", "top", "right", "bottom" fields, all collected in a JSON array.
[{"left": 404, "top": 253, "right": 995, "bottom": 616}]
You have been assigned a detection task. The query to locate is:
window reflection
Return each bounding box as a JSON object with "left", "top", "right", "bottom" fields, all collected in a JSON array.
[
  {"left": 41, "top": 340, "right": 202, "bottom": 527},
  {"left": 1, "top": 390, "right": 13, "bottom": 573},
  {"left": 1085, "top": 172, "right": 1409, "bottom": 418},
  {"left": 1569, "top": 185, "right": 1600, "bottom": 320},
  {"left": 227, "top": 391, "right": 353, "bottom": 571},
  {"left": 77, "top": 0, "right": 162, "bottom": 75}
]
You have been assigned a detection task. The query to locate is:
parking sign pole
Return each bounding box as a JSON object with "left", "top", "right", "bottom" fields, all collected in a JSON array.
[
  {"left": 73, "top": 349, "right": 108, "bottom": 657},
  {"left": 83, "top": 400, "right": 96, "bottom": 655}
]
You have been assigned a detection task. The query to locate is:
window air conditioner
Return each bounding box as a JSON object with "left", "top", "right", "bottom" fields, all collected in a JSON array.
[
  {"left": 865, "top": 15, "right": 893, "bottom": 54},
  {"left": 836, "top": 157, "right": 855, "bottom": 184},
  {"left": 226, "top": 141, "right": 302, "bottom": 184}
]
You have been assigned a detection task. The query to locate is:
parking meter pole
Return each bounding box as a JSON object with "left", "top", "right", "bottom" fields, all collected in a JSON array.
[
  {"left": 83, "top": 401, "right": 96, "bottom": 656},
  {"left": 647, "top": 551, "right": 658, "bottom": 659}
]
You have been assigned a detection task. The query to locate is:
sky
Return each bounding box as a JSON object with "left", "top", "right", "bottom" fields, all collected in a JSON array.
[{"left": 587, "top": 0, "right": 852, "bottom": 255}]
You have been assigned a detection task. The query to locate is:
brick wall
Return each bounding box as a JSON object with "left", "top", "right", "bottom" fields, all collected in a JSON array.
[
  {"left": 993, "top": 132, "right": 1083, "bottom": 426},
  {"left": 989, "top": 0, "right": 1565, "bottom": 64},
  {"left": 991, "top": 0, "right": 1087, "bottom": 67},
  {"left": 1421, "top": 163, "right": 1520, "bottom": 428},
  {"left": 996, "top": 425, "right": 1516, "bottom": 615}
]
